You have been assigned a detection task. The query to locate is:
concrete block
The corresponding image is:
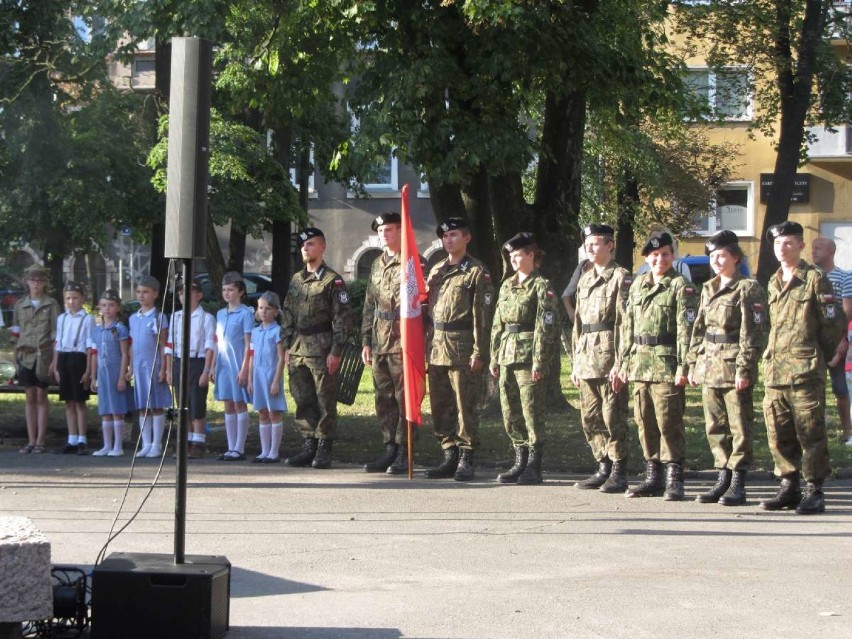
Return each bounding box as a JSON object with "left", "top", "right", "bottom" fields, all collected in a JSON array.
[{"left": 0, "top": 517, "right": 53, "bottom": 623}]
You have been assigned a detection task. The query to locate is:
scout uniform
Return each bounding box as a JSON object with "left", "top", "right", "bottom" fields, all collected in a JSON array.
[
  {"left": 571, "top": 224, "right": 632, "bottom": 493},
  {"left": 687, "top": 230, "right": 766, "bottom": 505},
  {"left": 761, "top": 221, "right": 842, "bottom": 514},
  {"left": 490, "top": 232, "right": 561, "bottom": 485},
  {"left": 619, "top": 232, "right": 698, "bottom": 500},
  {"left": 11, "top": 268, "right": 59, "bottom": 389},
  {"left": 280, "top": 228, "right": 353, "bottom": 469},
  {"left": 424, "top": 218, "right": 494, "bottom": 481}
]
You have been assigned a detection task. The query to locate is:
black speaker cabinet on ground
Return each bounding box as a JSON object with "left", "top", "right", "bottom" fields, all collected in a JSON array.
[{"left": 91, "top": 552, "right": 231, "bottom": 639}]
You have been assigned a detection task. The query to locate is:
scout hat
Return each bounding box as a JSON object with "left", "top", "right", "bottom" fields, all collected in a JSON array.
[
  {"left": 100, "top": 289, "right": 122, "bottom": 303},
  {"left": 24, "top": 266, "right": 49, "bottom": 280},
  {"left": 297, "top": 227, "right": 325, "bottom": 247},
  {"left": 137, "top": 274, "right": 161, "bottom": 291},
  {"left": 641, "top": 232, "right": 673, "bottom": 256},
  {"left": 222, "top": 271, "right": 244, "bottom": 285},
  {"left": 371, "top": 212, "right": 401, "bottom": 232},
  {"left": 581, "top": 224, "right": 615, "bottom": 240},
  {"left": 766, "top": 221, "right": 804, "bottom": 240},
  {"left": 436, "top": 217, "right": 471, "bottom": 238},
  {"left": 704, "top": 229, "right": 739, "bottom": 255},
  {"left": 259, "top": 290, "right": 281, "bottom": 309},
  {"left": 503, "top": 232, "right": 536, "bottom": 253},
  {"left": 64, "top": 281, "right": 86, "bottom": 295}
]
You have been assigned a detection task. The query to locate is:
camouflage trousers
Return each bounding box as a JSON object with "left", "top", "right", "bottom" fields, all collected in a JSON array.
[
  {"left": 288, "top": 355, "right": 339, "bottom": 440},
  {"left": 498, "top": 365, "right": 546, "bottom": 447},
  {"left": 633, "top": 381, "right": 685, "bottom": 463},
  {"left": 763, "top": 382, "right": 830, "bottom": 483},
  {"left": 702, "top": 385, "right": 753, "bottom": 471},
  {"left": 372, "top": 353, "right": 413, "bottom": 445},
  {"left": 578, "top": 377, "right": 629, "bottom": 462},
  {"left": 428, "top": 364, "right": 484, "bottom": 450}
]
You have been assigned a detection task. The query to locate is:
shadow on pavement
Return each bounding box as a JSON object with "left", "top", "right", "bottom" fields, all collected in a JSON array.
[{"left": 230, "top": 566, "right": 327, "bottom": 598}]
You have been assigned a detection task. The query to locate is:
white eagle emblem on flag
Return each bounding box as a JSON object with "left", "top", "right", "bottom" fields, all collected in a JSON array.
[{"left": 400, "top": 257, "right": 422, "bottom": 319}]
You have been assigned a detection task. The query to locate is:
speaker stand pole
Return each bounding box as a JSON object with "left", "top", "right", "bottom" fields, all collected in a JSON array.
[{"left": 175, "top": 258, "right": 193, "bottom": 564}]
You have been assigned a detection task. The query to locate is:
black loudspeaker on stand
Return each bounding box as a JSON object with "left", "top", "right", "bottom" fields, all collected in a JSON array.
[{"left": 91, "top": 37, "right": 230, "bottom": 639}]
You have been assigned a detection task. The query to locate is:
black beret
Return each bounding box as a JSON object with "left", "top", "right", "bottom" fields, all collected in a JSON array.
[
  {"left": 64, "top": 281, "right": 86, "bottom": 295},
  {"left": 582, "top": 224, "right": 615, "bottom": 240},
  {"left": 704, "top": 230, "right": 739, "bottom": 255},
  {"left": 503, "top": 232, "right": 536, "bottom": 253},
  {"left": 641, "top": 232, "right": 673, "bottom": 257},
  {"left": 372, "top": 212, "right": 401, "bottom": 232},
  {"left": 766, "top": 221, "right": 804, "bottom": 241},
  {"left": 436, "top": 217, "right": 471, "bottom": 238},
  {"left": 137, "top": 275, "right": 161, "bottom": 291},
  {"left": 297, "top": 227, "right": 325, "bottom": 247},
  {"left": 222, "top": 271, "right": 244, "bottom": 286},
  {"left": 100, "top": 288, "right": 122, "bottom": 304}
]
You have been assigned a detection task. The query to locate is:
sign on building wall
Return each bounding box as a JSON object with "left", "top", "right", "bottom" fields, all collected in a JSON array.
[{"left": 759, "top": 173, "right": 811, "bottom": 204}]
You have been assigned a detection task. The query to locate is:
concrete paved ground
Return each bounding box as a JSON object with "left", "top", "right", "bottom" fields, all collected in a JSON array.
[{"left": 1, "top": 452, "right": 851, "bottom": 639}]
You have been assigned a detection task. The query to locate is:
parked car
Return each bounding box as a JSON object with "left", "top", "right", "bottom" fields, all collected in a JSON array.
[
  {"left": 194, "top": 272, "right": 274, "bottom": 306},
  {"left": 677, "top": 255, "right": 751, "bottom": 287},
  {"left": 0, "top": 275, "right": 24, "bottom": 326}
]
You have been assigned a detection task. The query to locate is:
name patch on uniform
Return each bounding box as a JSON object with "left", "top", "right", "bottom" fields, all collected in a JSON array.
[
  {"left": 483, "top": 293, "right": 493, "bottom": 305},
  {"left": 339, "top": 292, "right": 350, "bottom": 304},
  {"left": 686, "top": 308, "right": 696, "bottom": 323},
  {"left": 544, "top": 311, "right": 554, "bottom": 325}
]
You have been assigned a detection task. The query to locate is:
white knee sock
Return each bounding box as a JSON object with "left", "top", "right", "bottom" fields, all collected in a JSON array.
[
  {"left": 152, "top": 414, "right": 166, "bottom": 449},
  {"left": 138, "top": 415, "right": 152, "bottom": 456},
  {"left": 110, "top": 420, "right": 125, "bottom": 456},
  {"left": 236, "top": 411, "right": 249, "bottom": 454},
  {"left": 258, "top": 423, "right": 271, "bottom": 459},
  {"left": 94, "top": 420, "right": 113, "bottom": 456},
  {"left": 224, "top": 413, "right": 237, "bottom": 451},
  {"left": 269, "top": 422, "right": 283, "bottom": 460}
]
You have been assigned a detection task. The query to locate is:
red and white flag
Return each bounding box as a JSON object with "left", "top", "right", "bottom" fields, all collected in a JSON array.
[{"left": 399, "top": 184, "right": 427, "bottom": 424}]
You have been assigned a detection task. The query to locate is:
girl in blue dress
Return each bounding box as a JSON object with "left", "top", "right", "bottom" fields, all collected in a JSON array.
[
  {"left": 214, "top": 272, "right": 254, "bottom": 461},
  {"left": 90, "top": 289, "right": 134, "bottom": 457},
  {"left": 247, "top": 292, "right": 286, "bottom": 463},
  {"left": 128, "top": 275, "right": 172, "bottom": 458}
]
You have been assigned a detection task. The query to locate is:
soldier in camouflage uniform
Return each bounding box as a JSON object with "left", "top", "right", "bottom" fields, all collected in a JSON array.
[
  {"left": 361, "top": 212, "right": 426, "bottom": 475},
  {"left": 490, "top": 232, "right": 561, "bottom": 485},
  {"left": 280, "top": 228, "right": 353, "bottom": 469},
  {"left": 616, "top": 231, "right": 698, "bottom": 500},
  {"left": 571, "top": 224, "right": 632, "bottom": 493},
  {"left": 424, "top": 217, "right": 494, "bottom": 481},
  {"left": 761, "top": 221, "right": 843, "bottom": 514},
  {"left": 687, "top": 230, "right": 766, "bottom": 506}
]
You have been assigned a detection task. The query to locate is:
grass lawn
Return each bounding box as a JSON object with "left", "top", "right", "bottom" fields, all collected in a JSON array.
[{"left": 2, "top": 350, "right": 851, "bottom": 476}]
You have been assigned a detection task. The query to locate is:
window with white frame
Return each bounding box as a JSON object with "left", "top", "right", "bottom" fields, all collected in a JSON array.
[
  {"left": 289, "top": 146, "right": 317, "bottom": 197},
  {"left": 686, "top": 67, "right": 752, "bottom": 121},
  {"left": 694, "top": 182, "right": 754, "bottom": 236},
  {"left": 349, "top": 112, "right": 399, "bottom": 194}
]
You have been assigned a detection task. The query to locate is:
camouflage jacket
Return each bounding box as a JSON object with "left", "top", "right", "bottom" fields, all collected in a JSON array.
[
  {"left": 426, "top": 254, "right": 494, "bottom": 366},
  {"left": 686, "top": 273, "right": 767, "bottom": 388},
  {"left": 281, "top": 263, "right": 353, "bottom": 359},
  {"left": 361, "top": 250, "right": 426, "bottom": 355},
  {"left": 12, "top": 295, "right": 59, "bottom": 369},
  {"left": 490, "top": 270, "right": 561, "bottom": 373},
  {"left": 619, "top": 269, "right": 698, "bottom": 383},
  {"left": 763, "top": 260, "right": 842, "bottom": 387},
  {"left": 571, "top": 261, "right": 632, "bottom": 379}
]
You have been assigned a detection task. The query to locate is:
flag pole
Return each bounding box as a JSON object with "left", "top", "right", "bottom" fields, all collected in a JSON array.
[{"left": 407, "top": 420, "right": 414, "bottom": 480}]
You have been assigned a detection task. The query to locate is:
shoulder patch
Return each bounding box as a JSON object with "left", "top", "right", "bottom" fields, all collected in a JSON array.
[
  {"left": 819, "top": 293, "right": 835, "bottom": 304},
  {"left": 685, "top": 286, "right": 695, "bottom": 295},
  {"left": 686, "top": 308, "right": 696, "bottom": 323},
  {"left": 483, "top": 292, "right": 493, "bottom": 305},
  {"left": 543, "top": 311, "right": 554, "bottom": 325},
  {"left": 338, "top": 291, "right": 350, "bottom": 304},
  {"left": 334, "top": 278, "right": 345, "bottom": 288},
  {"left": 545, "top": 290, "right": 555, "bottom": 299},
  {"left": 622, "top": 276, "right": 633, "bottom": 287},
  {"left": 482, "top": 273, "right": 491, "bottom": 283}
]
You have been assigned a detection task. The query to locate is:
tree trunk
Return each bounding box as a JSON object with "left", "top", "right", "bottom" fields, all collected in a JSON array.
[
  {"left": 206, "top": 214, "right": 227, "bottom": 302},
  {"left": 227, "top": 225, "right": 246, "bottom": 273},
  {"left": 270, "top": 126, "right": 295, "bottom": 297},
  {"left": 615, "top": 173, "right": 640, "bottom": 272}
]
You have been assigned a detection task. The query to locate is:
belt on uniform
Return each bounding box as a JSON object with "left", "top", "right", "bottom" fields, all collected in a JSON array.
[
  {"left": 506, "top": 323, "right": 534, "bottom": 333},
  {"left": 16, "top": 344, "right": 51, "bottom": 354},
  {"left": 634, "top": 334, "right": 676, "bottom": 346},
  {"left": 582, "top": 322, "right": 614, "bottom": 333},
  {"left": 434, "top": 320, "right": 473, "bottom": 331},
  {"left": 297, "top": 322, "right": 332, "bottom": 336},
  {"left": 374, "top": 309, "right": 399, "bottom": 321},
  {"left": 704, "top": 333, "right": 739, "bottom": 344}
]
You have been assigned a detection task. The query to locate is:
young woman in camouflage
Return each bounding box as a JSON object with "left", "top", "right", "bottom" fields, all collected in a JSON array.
[
  {"left": 489, "top": 233, "right": 561, "bottom": 485},
  {"left": 687, "top": 230, "right": 766, "bottom": 506}
]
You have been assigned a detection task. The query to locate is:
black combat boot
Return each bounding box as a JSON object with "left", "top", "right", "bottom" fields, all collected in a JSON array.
[
  {"left": 497, "top": 447, "right": 529, "bottom": 484},
  {"left": 696, "top": 468, "right": 732, "bottom": 504},
  {"left": 719, "top": 469, "right": 747, "bottom": 506},
  {"left": 600, "top": 459, "right": 628, "bottom": 493},
  {"left": 453, "top": 449, "right": 475, "bottom": 482},
  {"left": 574, "top": 457, "right": 612, "bottom": 489},
  {"left": 626, "top": 460, "right": 664, "bottom": 497},
  {"left": 517, "top": 445, "right": 543, "bottom": 485},
  {"left": 364, "top": 443, "right": 398, "bottom": 473},
  {"left": 424, "top": 446, "right": 459, "bottom": 479},
  {"left": 663, "top": 462, "right": 685, "bottom": 501},
  {"left": 311, "top": 439, "right": 333, "bottom": 469},
  {"left": 761, "top": 474, "right": 801, "bottom": 511},
  {"left": 795, "top": 481, "right": 825, "bottom": 515},
  {"left": 386, "top": 445, "right": 409, "bottom": 475},
  {"left": 284, "top": 437, "right": 318, "bottom": 467}
]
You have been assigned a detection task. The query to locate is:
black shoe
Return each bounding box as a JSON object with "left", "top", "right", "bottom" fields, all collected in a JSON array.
[
  {"left": 311, "top": 439, "right": 333, "bottom": 469},
  {"left": 795, "top": 482, "right": 825, "bottom": 515},
  {"left": 761, "top": 475, "right": 801, "bottom": 511},
  {"left": 663, "top": 463, "right": 685, "bottom": 501},
  {"left": 600, "top": 459, "right": 628, "bottom": 493},
  {"left": 424, "top": 446, "right": 459, "bottom": 479},
  {"left": 285, "top": 437, "right": 318, "bottom": 467},
  {"left": 696, "top": 468, "right": 732, "bottom": 504},
  {"left": 56, "top": 443, "right": 78, "bottom": 454},
  {"left": 77, "top": 443, "right": 88, "bottom": 456},
  {"left": 626, "top": 460, "right": 664, "bottom": 497},
  {"left": 575, "top": 458, "right": 612, "bottom": 489},
  {"left": 387, "top": 445, "right": 409, "bottom": 475},
  {"left": 364, "top": 443, "right": 399, "bottom": 473},
  {"left": 497, "top": 447, "right": 529, "bottom": 484},
  {"left": 453, "top": 449, "right": 475, "bottom": 482},
  {"left": 261, "top": 457, "right": 281, "bottom": 464},
  {"left": 719, "top": 469, "right": 747, "bottom": 506},
  {"left": 517, "top": 445, "right": 543, "bottom": 485}
]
